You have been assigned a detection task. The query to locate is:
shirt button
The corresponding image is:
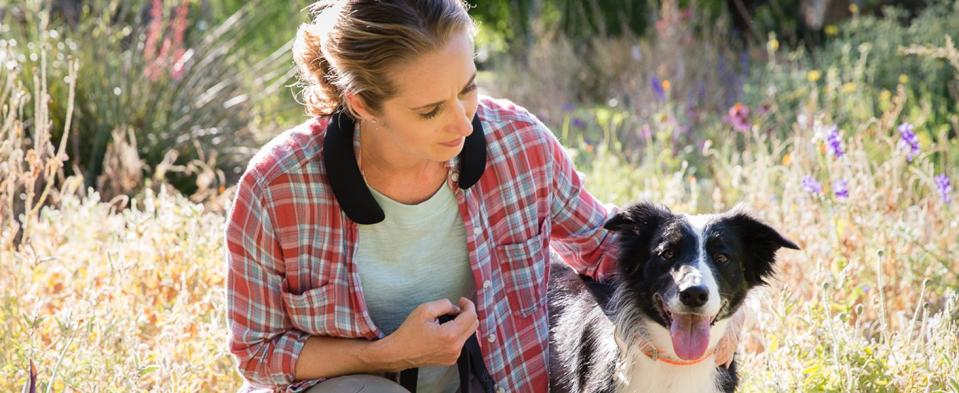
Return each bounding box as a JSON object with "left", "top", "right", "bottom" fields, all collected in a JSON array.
[
  {"left": 483, "top": 280, "right": 492, "bottom": 289},
  {"left": 487, "top": 333, "right": 496, "bottom": 343},
  {"left": 450, "top": 172, "right": 459, "bottom": 182},
  {"left": 496, "top": 386, "right": 505, "bottom": 393},
  {"left": 473, "top": 227, "right": 482, "bottom": 236}
]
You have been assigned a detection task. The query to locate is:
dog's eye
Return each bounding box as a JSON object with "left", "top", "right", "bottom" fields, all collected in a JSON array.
[
  {"left": 660, "top": 249, "right": 675, "bottom": 260},
  {"left": 715, "top": 254, "right": 729, "bottom": 264}
]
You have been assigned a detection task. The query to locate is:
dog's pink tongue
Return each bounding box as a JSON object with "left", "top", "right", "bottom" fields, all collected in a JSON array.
[{"left": 669, "top": 314, "right": 710, "bottom": 360}]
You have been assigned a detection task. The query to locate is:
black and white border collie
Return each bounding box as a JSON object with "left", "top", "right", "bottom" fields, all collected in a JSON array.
[{"left": 548, "top": 202, "right": 799, "bottom": 393}]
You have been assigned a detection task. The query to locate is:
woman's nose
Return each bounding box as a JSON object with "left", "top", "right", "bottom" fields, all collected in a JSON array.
[{"left": 450, "top": 99, "right": 473, "bottom": 136}]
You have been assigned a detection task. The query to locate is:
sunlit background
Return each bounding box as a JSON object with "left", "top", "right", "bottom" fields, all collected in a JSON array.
[{"left": 1, "top": 0, "right": 957, "bottom": 391}]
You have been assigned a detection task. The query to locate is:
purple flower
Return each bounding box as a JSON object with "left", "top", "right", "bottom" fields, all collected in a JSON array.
[
  {"left": 639, "top": 125, "right": 653, "bottom": 141},
  {"left": 651, "top": 76, "right": 665, "bottom": 101},
  {"left": 825, "top": 125, "right": 844, "bottom": 158},
  {"left": 898, "top": 123, "right": 920, "bottom": 162},
  {"left": 802, "top": 176, "right": 822, "bottom": 194},
  {"left": 833, "top": 179, "right": 849, "bottom": 199},
  {"left": 726, "top": 103, "right": 751, "bottom": 132},
  {"left": 935, "top": 174, "right": 952, "bottom": 204},
  {"left": 572, "top": 117, "right": 586, "bottom": 128}
]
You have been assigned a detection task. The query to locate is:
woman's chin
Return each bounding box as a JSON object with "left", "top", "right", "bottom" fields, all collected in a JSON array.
[{"left": 433, "top": 147, "right": 464, "bottom": 162}]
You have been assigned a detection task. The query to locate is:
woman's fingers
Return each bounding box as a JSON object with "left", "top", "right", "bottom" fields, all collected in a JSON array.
[
  {"left": 444, "top": 297, "right": 479, "bottom": 341},
  {"left": 417, "top": 298, "right": 460, "bottom": 321}
]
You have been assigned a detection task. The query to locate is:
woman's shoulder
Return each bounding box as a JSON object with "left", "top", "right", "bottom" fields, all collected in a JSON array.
[
  {"left": 477, "top": 95, "right": 557, "bottom": 151},
  {"left": 238, "top": 116, "right": 331, "bottom": 191},
  {"left": 477, "top": 95, "right": 540, "bottom": 127}
]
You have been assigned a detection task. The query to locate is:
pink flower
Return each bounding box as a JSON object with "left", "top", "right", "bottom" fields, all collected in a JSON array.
[
  {"left": 143, "top": 0, "right": 191, "bottom": 81},
  {"left": 169, "top": 0, "right": 190, "bottom": 80},
  {"left": 143, "top": 0, "right": 165, "bottom": 79},
  {"left": 726, "top": 103, "right": 751, "bottom": 132}
]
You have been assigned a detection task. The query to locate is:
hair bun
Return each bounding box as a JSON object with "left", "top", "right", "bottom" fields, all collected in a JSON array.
[{"left": 293, "top": 22, "right": 341, "bottom": 117}]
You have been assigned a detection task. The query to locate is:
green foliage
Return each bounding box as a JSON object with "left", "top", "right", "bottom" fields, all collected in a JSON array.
[
  {"left": 470, "top": 0, "right": 651, "bottom": 59},
  {"left": 740, "top": 0, "right": 959, "bottom": 178},
  {"left": 3, "top": 0, "right": 297, "bottom": 195}
]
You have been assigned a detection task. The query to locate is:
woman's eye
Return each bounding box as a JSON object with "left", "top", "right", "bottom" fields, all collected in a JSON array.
[
  {"left": 421, "top": 106, "right": 440, "bottom": 119},
  {"left": 420, "top": 84, "right": 477, "bottom": 120}
]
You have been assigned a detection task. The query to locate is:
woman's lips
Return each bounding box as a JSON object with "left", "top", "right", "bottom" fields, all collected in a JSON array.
[{"left": 441, "top": 138, "right": 464, "bottom": 147}]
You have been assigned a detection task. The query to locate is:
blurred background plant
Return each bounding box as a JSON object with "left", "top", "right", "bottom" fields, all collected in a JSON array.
[
  {"left": 2, "top": 0, "right": 958, "bottom": 391},
  {"left": 2, "top": 0, "right": 303, "bottom": 203}
]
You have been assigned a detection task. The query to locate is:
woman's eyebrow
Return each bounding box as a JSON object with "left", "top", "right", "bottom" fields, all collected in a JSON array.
[{"left": 409, "top": 72, "right": 477, "bottom": 111}]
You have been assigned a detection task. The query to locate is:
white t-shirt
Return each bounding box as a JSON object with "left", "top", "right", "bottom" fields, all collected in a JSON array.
[{"left": 355, "top": 178, "right": 475, "bottom": 393}]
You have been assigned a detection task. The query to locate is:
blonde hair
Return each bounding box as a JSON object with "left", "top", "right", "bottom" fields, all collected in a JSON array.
[{"left": 292, "top": 0, "right": 475, "bottom": 118}]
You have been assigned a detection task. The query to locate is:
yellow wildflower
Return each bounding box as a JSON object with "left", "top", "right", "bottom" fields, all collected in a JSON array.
[
  {"left": 768, "top": 38, "right": 780, "bottom": 51},
  {"left": 879, "top": 89, "right": 892, "bottom": 102}
]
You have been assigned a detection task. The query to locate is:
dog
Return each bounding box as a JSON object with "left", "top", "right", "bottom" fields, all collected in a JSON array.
[{"left": 548, "top": 202, "right": 799, "bottom": 393}]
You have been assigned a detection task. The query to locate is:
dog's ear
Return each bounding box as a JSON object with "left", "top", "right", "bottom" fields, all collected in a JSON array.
[
  {"left": 604, "top": 202, "right": 673, "bottom": 277},
  {"left": 604, "top": 202, "right": 672, "bottom": 233},
  {"left": 722, "top": 212, "right": 800, "bottom": 286}
]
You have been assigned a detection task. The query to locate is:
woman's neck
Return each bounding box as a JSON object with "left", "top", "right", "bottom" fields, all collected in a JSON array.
[{"left": 358, "top": 122, "right": 448, "bottom": 204}]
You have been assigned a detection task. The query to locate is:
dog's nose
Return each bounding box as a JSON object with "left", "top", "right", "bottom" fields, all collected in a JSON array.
[{"left": 679, "top": 285, "right": 708, "bottom": 308}]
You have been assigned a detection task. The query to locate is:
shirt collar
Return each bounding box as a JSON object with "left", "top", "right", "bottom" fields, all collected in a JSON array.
[{"left": 322, "top": 109, "right": 487, "bottom": 225}]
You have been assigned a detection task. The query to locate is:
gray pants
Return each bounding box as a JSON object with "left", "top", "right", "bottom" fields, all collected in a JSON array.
[
  {"left": 304, "top": 374, "right": 408, "bottom": 393},
  {"left": 304, "top": 373, "right": 486, "bottom": 393}
]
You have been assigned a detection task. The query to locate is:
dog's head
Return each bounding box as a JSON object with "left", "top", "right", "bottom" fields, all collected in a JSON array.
[{"left": 604, "top": 202, "right": 799, "bottom": 360}]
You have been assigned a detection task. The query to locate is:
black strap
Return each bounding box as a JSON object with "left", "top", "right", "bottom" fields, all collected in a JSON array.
[
  {"left": 399, "top": 367, "right": 418, "bottom": 392},
  {"left": 398, "top": 316, "right": 495, "bottom": 393},
  {"left": 464, "top": 334, "right": 496, "bottom": 392}
]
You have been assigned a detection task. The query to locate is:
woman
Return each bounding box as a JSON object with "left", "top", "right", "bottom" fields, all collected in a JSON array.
[{"left": 225, "top": 1, "right": 740, "bottom": 392}]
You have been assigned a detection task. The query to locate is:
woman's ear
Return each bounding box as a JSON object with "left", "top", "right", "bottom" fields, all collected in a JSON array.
[{"left": 345, "top": 92, "right": 377, "bottom": 123}]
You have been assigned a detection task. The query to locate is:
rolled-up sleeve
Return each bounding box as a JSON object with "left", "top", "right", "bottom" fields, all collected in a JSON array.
[
  {"left": 225, "top": 170, "right": 310, "bottom": 389},
  {"left": 539, "top": 122, "right": 620, "bottom": 281}
]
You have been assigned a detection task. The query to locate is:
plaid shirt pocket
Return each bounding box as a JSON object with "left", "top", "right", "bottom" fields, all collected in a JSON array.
[{"left": 493, "top": 224, "right": 549, "bottom": 318}]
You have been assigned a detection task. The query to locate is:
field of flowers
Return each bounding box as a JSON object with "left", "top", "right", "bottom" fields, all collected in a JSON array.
[{"left": 2, "top": 1, "right": 958, "bottom": 392}]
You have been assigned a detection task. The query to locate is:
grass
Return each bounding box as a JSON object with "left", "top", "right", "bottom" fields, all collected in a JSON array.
[
  {"left": 0, "top": 188, "right": 239, "bottom": 391},
  {"left": 2, "top": 3, "right": 958, "bottom": 392}
]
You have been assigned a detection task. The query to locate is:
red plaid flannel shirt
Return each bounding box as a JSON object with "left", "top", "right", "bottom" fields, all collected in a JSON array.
[{"left": 225, "top": 96, "right": 620, "bottom": 392}]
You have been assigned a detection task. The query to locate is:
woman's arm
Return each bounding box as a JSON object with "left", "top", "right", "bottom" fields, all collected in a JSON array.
[
  {"left": 226, "top": 172, "right": 311, "bottom": 387},
  {"left": 292, "top": 335, "right": 394, "bottom": 380},
  {"left": 293, "top": 298, "right": 479, "bottom": 380},
  {"left": 536, "top": 121, "right": 620, "bottom": 280}
]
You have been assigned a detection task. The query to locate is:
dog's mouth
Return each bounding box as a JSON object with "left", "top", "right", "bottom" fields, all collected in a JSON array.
[
  {"left": 654, "top": 293, "right": 673, "bottom": 325},
  {"left": 654, "top": 294, "right": 723, "bottom": 361}
]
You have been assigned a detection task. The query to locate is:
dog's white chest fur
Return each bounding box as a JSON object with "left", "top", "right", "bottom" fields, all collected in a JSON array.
[
  {"left": 614, "top": 354, "right": 722, "bottom": 393},
  {"left": 610, "top": 318, "right": 731, "bottom": 393}
]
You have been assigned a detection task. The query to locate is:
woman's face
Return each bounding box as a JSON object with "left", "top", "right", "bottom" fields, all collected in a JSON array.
[{"left": 360, "top": 30, "right": 479, "bottom": 165}]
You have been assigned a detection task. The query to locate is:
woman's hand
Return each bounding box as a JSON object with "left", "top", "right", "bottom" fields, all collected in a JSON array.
[
  {"left": 714, "top": 306, "right": 746, "bottom": 367},
  {"left": 378, "top": 297, "right": 479, "bottom": 370}
]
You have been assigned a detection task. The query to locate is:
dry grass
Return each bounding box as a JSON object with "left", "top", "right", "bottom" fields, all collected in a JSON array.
[{"left": 2, "top": 6, "right": 958, "bottom": 393}]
